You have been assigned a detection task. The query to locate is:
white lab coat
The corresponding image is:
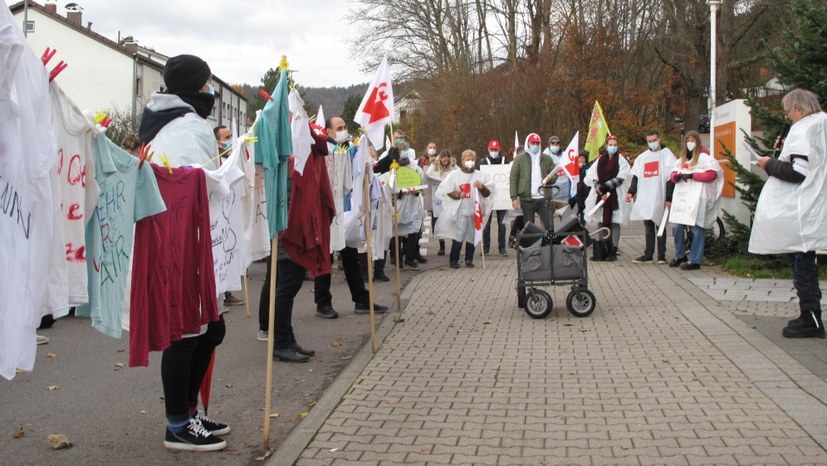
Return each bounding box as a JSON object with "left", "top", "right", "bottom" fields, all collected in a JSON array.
[
  {"left": 669, "top": 151, "right": 723, "bottom": 229},
  {"left": 750, "top": 112, "right": 827, "bottom": 254},
  {"left": 583, "top": 154, "right": 632, "bottom": 225},
  {"left": 434, "top": 169, "right": 495, "bottom": 243},
  {"left": 629, "top": 147, "right": 676, "bottom": 222}
]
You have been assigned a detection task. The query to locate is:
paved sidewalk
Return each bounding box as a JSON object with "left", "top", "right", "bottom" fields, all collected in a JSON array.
[{"left": 276, "top": 233, "right": 827, "bottom": 465}]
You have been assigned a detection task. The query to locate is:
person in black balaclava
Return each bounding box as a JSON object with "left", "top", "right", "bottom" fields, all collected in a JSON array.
[{"left": 137, "top": 54, "right": 228, "bottom": 452}]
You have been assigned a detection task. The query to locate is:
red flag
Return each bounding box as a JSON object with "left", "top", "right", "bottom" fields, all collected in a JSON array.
[
  {"left": 473, "top": 188, "right": 483, "bottom": 246},
  {"left": 354, "top": 57, "right": 395, "bottom": 150}
]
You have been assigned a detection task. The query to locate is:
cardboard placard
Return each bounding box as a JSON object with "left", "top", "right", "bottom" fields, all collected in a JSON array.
[
  {"left": 669, "top": 179, "right": 703, "bottom": 226},
  {"left": 479, "top": 164, "right": 512, "bottom": 211}
]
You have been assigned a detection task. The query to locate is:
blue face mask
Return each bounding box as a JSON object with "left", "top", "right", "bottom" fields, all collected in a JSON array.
[
  {"left": 208, "top": 84, "right": 216, "bottom": 96},
  {"left": 550, "top": 145, "right": 561, "bottom": 154},
  {"left": 607, "top": 146, "right": 618, "bottom": 155},
  {"left": 223, "top": 140, "right": 232, "bottom": 150}
]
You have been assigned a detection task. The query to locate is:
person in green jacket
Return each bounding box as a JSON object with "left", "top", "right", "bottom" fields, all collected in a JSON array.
[{"left": 509, "top": 133, "right": 556, "bottom": 230}]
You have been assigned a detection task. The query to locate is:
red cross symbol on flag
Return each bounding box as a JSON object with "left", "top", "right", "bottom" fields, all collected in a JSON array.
[{"left": 361, "top": 82, "right": 390, "bottom": 124}]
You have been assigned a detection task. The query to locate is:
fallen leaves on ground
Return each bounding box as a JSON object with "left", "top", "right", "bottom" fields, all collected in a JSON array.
[
  {"left": 392, "top": 316, "right": 405, "bottom": 323},
  {"left": 297, "top": 412, "right": 308, "bottom": 420},
  {"left": 47, "top": 385, "right": 59, "bottom": 391},
  {"left": 255, "top": 449, "right": 275, "bottom": 461},
  {"left": 340, "top": 355, "right": 353, "bottom": 361},
  {"left": 47, "top": 433, "right": 72, "bottom": 449},
  {"left": 13, "top": 427, "right": 24, "bottom": 438},
  {"left": 447, "top": 323, "right": 454, "bottom": 328},
  {"left": 115, "top": 363, "right": 126, "bottom": 369},
  {"left": 269, "top": 413, "right": 279, "bottom": 419},
  {"left": 331, "top": 339, "right": 342, "bottom": 348},
  {"left": 47, "top": 352, "right": 56, "bottom": 359}
]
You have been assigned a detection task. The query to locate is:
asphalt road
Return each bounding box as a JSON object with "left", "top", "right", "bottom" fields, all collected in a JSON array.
[{"left": 0, "top": 251, "right": 450, "bottom": 465}]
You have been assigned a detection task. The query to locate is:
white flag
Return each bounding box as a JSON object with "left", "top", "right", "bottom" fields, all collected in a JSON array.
[
  {"left": 288, "top": 88, "right": 313, "bottom": 176},
  {"left": 513, "top": 131, "right": 519, "bottom": 156},
  {"left": 354, "top": 56, "right": 394, "bottom": 151},
  {"left": 315, "top": 104, "right": 325, "bottom": 128},
  {"left": 561, "top": 131, "right": 580, "bottom": 197}
]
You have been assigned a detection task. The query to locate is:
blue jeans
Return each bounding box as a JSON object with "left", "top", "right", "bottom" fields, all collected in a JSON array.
[
  {"left": 483, "top": 210, "right": 506, "bottom": 250},
  {"left": 450, "top": 241, "right": 475, "bottom": 264},
  {"left": 673, "top": 224, "right": 705, "bottom": 264}
]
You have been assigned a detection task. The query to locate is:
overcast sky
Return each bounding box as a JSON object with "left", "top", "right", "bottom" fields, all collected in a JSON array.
[{"left": 11, "top": 0, "right": 372, "bottom": 87}]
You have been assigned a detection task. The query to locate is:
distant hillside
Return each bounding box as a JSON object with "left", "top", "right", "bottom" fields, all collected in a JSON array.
[{"left": 236, "top": 83, "right": 368, "bottom": 119}]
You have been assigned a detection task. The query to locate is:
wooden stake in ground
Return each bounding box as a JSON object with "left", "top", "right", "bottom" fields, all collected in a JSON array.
[
  {"left": 363, "top": 163, "right": 377, "bottom": 353},
  {"left": 481, "top": 243, "right": 487, "bottom": 270},
  {"left": 243, "top": 275, "right": 251, "bottom": 318},
  {"left": 263, "top": 237, "right": 278, "bottom": 449},
  {"left": 391, "top": 168, "right": 401, "bottom": 316}
]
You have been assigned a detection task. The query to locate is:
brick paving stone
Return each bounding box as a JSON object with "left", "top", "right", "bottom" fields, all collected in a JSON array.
[{"left": 294, "top": 232, "right": 827, "bottom": 465}]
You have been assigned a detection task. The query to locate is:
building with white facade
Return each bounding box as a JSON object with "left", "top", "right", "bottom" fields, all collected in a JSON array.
[{"left": 9, "top": 1, "right": 247, "bottom": 131}]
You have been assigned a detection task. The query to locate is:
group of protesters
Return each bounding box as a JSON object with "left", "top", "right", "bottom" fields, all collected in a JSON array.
[{"left": 115, "top": 54, "right": 826, "bottom": 456}]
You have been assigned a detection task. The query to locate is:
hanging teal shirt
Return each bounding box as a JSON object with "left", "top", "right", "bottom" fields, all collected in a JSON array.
[
  {"left": 254, "top": 68, "right": 293, "bottom": 237},
  {"left": 76, "top": 136, "right": 166, "bottom": 338}
]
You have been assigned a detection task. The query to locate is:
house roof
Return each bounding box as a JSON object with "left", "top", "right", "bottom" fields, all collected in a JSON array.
[{"left": 8, "top": 1, "right": 246, "bottom": 101}]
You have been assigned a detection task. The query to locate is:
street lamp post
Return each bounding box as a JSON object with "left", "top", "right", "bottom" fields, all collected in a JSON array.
[{"left": 708, "top": 0, "right": 722, "bottom": 155}]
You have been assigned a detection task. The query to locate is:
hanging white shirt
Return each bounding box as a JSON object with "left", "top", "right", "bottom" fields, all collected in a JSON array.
[
  {"left": 203, "top": 142, "right": 246, "bottom": 295},
  {"left": 326, "top": 142, "right": 353, "bottom": 252},
  {"left": 48, "top": 82, "right": 100, "bottom": 310},
  {"left": 0, "top": 7, "right": 57, "bottom": 380}
]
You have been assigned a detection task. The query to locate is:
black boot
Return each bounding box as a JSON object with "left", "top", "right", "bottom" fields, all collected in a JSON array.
[
  {"left": 783, "top": 310, "right": 825, "bottom": 338},
  {"left": 438, "top": 240, "right": 445, "bottom": 256},
  {"left": 605, "top": 242, "right": 617, "bottom": 262},
  {"left": 591, "top": 240, "right": 606, "bottom": 261}
]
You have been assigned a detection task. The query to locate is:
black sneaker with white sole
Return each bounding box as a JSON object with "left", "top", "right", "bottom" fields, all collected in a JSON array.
[
  {"left": 164, "top": 418, "right": 226, "bottom": 451},
  {"left": 195, "top": 412, "right": 230, "bottom": 436}
]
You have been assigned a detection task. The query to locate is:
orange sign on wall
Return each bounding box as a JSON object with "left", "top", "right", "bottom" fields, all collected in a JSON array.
[{"left": 713, "top": 121, "right": 736, "bottom": 198}]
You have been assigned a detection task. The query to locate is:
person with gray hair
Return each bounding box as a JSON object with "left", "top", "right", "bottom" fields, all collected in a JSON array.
[{"left": 750, "top": 88, "right": 827, "bottom": 338}]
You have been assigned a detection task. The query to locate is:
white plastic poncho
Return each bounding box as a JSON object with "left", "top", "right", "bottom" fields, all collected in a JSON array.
[
  {"left": 629, "top": 147, "right": 676, "bottom": 222},
  {"left": 669, "top": 151, "right": 723, "bottom": 229},
  {"left": 146, "top": 93, "right": 219, "bottom": 170},
  {"left": 583, "top": 154, "right": 631, "bottom": 225},
  {"left": 434, "top": 169, "right": 495, "bottom": 243},
  {"left": 750, "top": 112, "right": 827, "bottom": 254}
]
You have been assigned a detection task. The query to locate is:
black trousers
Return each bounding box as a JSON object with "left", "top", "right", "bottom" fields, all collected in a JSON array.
[
  {"left": 259, "top": 256, "right": 305, "bottom": 350},
  {"left": 161, "top": 314, "right": 226, "bottom": 420},
  {"left": 315, "top": 247, "right": 369, "bottom": 306},
  {"left": 791, "top": 251, "right": 822, "bottom": 312},
  {"left": 643, "top": 219, "right": 667, "bottom": 259}
]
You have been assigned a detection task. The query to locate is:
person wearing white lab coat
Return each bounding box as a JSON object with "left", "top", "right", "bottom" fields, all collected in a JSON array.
[
  {"left": 750, "top": 89, "right": 827, "bottom": 339},
  {"left": 626, "top": 130, "right": 676, "bottom": 264},
  {"left": 664, "top": 130, "right": 723, "bottom": 270},
  {"left": 584, "top": 134, "right": 631, "bottom": 261},
  {"left": 435, "top": 150, "right": 495, "bottom": 268}
]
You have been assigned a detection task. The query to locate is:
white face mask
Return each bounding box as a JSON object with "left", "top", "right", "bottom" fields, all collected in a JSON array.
[
  {"left": 686, "top": 141, "right": 697, "bottom": 152},
  {"left": 427, "top": 148, "right": 436, "bottom": 156},
  {"left": 489, "top": 151, "right": 500, "bottom": 158},
  {"left": 648, "top": 141, "right": 660, "bottom": 151},
  {"left": 334, "top": 130, "right": 348, "bottom": 144},
  {"left": 463, "top": 160, "right": 475, "bottom": 169}
]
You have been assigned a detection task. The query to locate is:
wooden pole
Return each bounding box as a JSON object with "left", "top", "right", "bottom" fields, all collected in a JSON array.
[
  {"left": 363, "top": 163, "right": 377, "bottom": 353},
  {"left": 392, "top": 169, "right": 401, "bottom": 315},
  {"left": 243, "top": 275, "right": 251, "bottom": 318},
  {"left": 262, "top": 237, "right": 278, "bottom": 449}
]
